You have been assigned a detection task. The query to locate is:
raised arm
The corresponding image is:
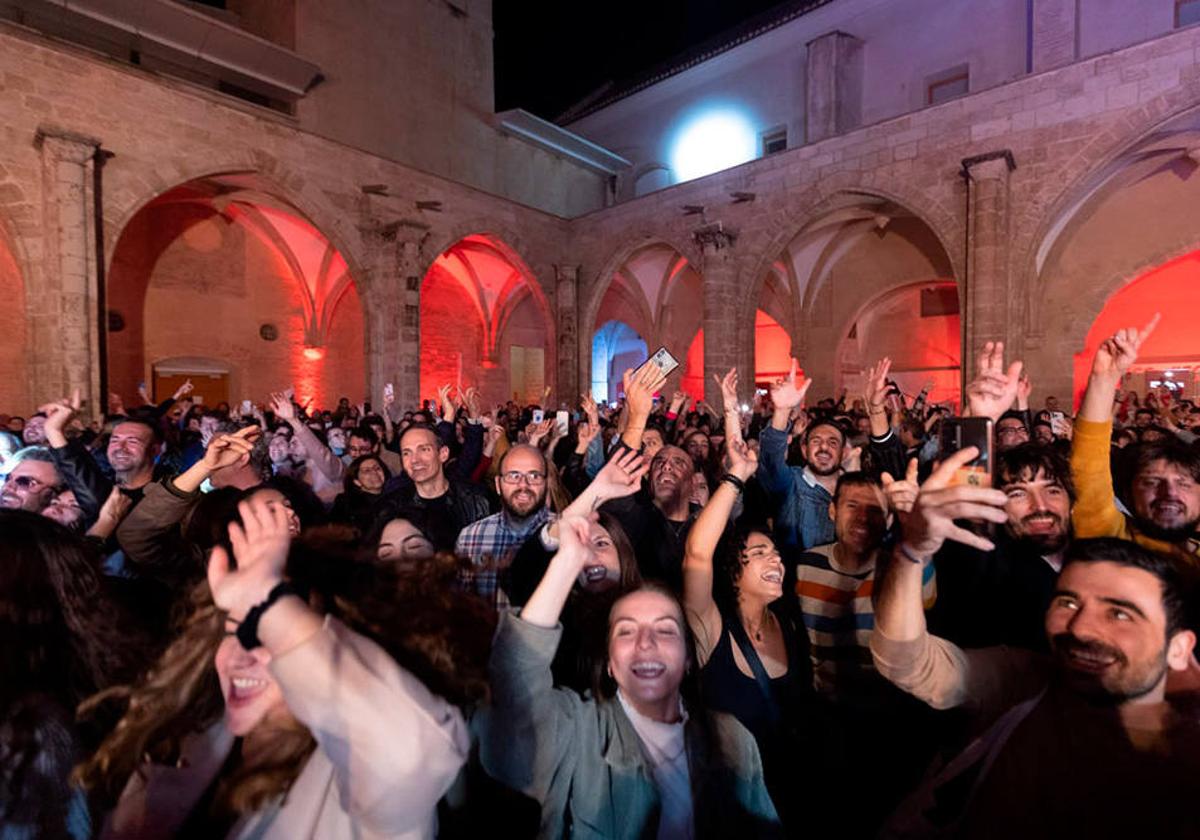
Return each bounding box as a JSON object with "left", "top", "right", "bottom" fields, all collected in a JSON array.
[
  {"left": 683, "top": 437, "right": 757, "bottom": 663},
  {"left": 871, "top": 448, "right": 1009, "bottom": 709},
  {"left": 208, "top": 496, "right": 467, "bottom": 833},
  {"left": 964, "top": 342, "right": 1023, "bottom": 423},
  {"left": 1072, "top": 314, "right": 1160, "bottom": 538},
  {"left": 620, "top": 364, "right": 669, "bottom": 451},
  {"left": 271, "top": 392, "right": 344, "bottom": 483}
]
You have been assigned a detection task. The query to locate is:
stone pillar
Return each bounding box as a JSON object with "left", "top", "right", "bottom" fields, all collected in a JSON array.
[
  {"left": 1029, "top": 0, "right": 1077, "bottom": 73},
  {"left": 35, "top": 128, "right": 101, "bottom": 414},
  {"left": 805, "top": 31, "right": 864, "bottom": 144},
  {"left": 395, "top": 231, "right": 427, "bottom": 409},
  {"left": 962, "top": 151, "right": 1016, "bottom": 383},
  {"left": 698, "top": 228, "right": 740, "bottom": 406},
  {"left": 554, "top": 263, "right": 580, "bottom": 407}
]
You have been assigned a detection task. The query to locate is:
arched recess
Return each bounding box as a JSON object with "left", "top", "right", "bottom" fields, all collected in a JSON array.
[
  {"left": 0, "top": 225, "right": 27, "bottom": 411},
  {"left": 592, "top": 321, "right": 648, "bottom": 403},
  {"left": 1072, "top": 251, "right": 1200, "bottom": 404},
  {"left": 106, "top": 173, "right": 367, "bottom": 408},
  {"left": 748, "top": 192, "right": 958, "bottom": 400},
  {"left": 837, "top": 281, "right": 962, "bottom": 408},
  {"left": 1030, "top": 107, "right": 1200, "bottom": 402},
  {"left": 589, "top": 241, "right": 700, "bottom": 398},
  {"left": 420, "top": 234, "right": 552, "bottom": 406}
]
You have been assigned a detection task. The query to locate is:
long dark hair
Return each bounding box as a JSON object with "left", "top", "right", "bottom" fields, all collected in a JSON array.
[
  {"left": 0, "top": 510, "right": 143, "bottom": 834},
  {"left": 78, "top": 526, "right": 494, "bottom": 816}
]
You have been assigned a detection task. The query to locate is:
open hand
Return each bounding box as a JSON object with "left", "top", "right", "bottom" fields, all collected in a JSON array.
[
  {"left": 965, "top": 342, "right": 1024, "bottom": 422},
  {"left": 207, "top": 495, "right": 291, "bottom": 622},
  {"left": 769, "top": 358, "right": 811, "bottom": 411},
  {"left": 900, "top": 448, "right": 1009, "bottom": 558}
]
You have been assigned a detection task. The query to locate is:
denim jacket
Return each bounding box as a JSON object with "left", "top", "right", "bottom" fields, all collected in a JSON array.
[{"left": 755, "top": 425, "right": 835, "bottom": 550}]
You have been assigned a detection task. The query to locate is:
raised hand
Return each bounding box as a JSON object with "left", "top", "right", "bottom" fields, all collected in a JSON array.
[
  {"left": 269, "top": 391, "right": 296, "bottom": 422},
  {"left": 714, "top": 368, "right": 739, "bottom": 414},
  {"left": 1016, "top": 371, "right": 1032, "bottom": 410},
  {"left": 581, "top": 392, "right": 600, "bottom": 429},
  {"left": 108, "top": 392, "right": 126, "bottom": 417},
  {"left": 863, "top": 357, "right": 892, "bottom": 411},
  {"left": 172, "top": 378, "right": 195, "bottom": 402},
  {"left": 900, "top": 447, "right": 1009, "bottom": 559},
  {"left": 769, "top": 358, "right": 811, "bottom": 411},
  {"left": 40, "top": 389, "right": 82, "bottom": 444},
  {"left": 207, "top": 495, "right": 292, "bottom": 623},
  {"left": 463, "top": 386, "right": 482, "bottom": 419},
  {"left": 202, "top": 425, "right": 262, "bottom": 472},
  {"left": 724, "top": 436, "right": 759, "bottom": 481},
  {"left": 575, "top": 419, "right": 600, "bottom": 453},
  {"left": 137, "top": 381, "right": 152, "bottom": 405},
  {"left": 790, "top": 409, "right": 809, "bottom": 438},
  {"left": 590, "top": 448, "right": 649, "bottom": 502},
  {"left": 881, "top": 457, "right": 919, "bottom": 521},
  {"left": 622, "top": 363, "right": 668, "bottom": 420},
  {"left": 841, "top": 445, "right": 863, "bottom": 472},
  {"left": 965, "top": 342, "right": 1024, "bottom": 422},
  {"left": 437, "top": 384, "right": 454, "bottom": 422},
  {"left": 526, "top": 418, "right": 555, "bottom": 446},
  {"left": 1092, "top": 313, "right": 1160, "bottom": 380}
]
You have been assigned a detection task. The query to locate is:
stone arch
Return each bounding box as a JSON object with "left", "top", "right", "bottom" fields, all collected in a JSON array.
[
  {"left": 0, "top": 218, "right": 29, "bottom": 412},
  {"left": 105, "top": 171, "right": 370, "bottom": 406},
  {"left": 735, "top": 187, "right": 960, "bottom": 396},
  {"left": 582, "top": 235, "right": 701, "bottom": 396},
  {"left": 418, "top": 232, "right": 555, "bottom": 406},
  {"left": 103, "top": 159, "right": 369, "bottom": 287},
  {"left": 1021, "top": 99, "right": 1200, "bottom": 339}
]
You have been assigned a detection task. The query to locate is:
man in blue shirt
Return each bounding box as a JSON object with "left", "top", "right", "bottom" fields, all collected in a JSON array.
[{"left": 757, "top": 359, "right": 847, "bottom": 550}]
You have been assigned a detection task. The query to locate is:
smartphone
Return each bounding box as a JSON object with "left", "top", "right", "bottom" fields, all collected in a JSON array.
[
  {"left": 1049, "top": 410, "right": 1066, "bottom": 424},
  {"left": 938, "top": 417, "right": 994, "bottom": 487},
  {"left": 532, "top": 409, "right": 545, "bottom": 424},
  {"left": 240, "top": 399, "right": 252, "bottom": 416},
  {"left": 555, "top": 410, "right": 569, "bottom": 437},
  {"left": 634, "top": 346, "right": 680, "bottom": 380},
  {"left": 384, "top": 383, "right": 394, "bottom": 401}
]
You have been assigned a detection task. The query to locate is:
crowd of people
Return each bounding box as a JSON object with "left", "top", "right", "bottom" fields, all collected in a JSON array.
[{"left": 3, "top": 313, "right": 1200, "bottom": 838}]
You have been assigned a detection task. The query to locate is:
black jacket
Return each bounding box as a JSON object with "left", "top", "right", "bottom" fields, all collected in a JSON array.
[{"left": 377, "top": 478, "right": 492, "bottom": 552}]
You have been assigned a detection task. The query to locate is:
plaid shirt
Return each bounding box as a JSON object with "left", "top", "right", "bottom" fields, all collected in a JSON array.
[{"left": 455, "top": 507, "right": 555, "bottom": 610}]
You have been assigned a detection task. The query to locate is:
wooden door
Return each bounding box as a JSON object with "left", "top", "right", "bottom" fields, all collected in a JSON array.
[{"left": 153, "top": 371, "right": 230, "bottom": 408}]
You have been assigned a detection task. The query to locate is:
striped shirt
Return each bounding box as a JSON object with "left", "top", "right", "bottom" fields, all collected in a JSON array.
[{"left": 794, "top": 543, "right": 937, "bottom": 697}]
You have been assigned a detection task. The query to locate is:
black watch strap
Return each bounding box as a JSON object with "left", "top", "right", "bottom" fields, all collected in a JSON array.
[{"left": 235, "top": 581, "right": 303, "bottom": 651}]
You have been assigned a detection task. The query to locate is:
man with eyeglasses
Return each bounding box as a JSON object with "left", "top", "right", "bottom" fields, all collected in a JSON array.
[
  {"left": 0, "top": 447, "right": 62, "bottom": 512},
  {"left": 455, "top": 444, "right": 554, "bottom": 609}
]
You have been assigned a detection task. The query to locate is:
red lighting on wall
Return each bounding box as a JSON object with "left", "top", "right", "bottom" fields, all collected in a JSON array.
[{"left": 1074, "top": 250, "right": 1200, "bottom": 406}]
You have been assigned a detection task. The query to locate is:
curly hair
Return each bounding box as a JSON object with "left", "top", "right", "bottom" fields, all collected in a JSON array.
[{"left": 77, "top": 525, "right": 494, "bottom": 818}]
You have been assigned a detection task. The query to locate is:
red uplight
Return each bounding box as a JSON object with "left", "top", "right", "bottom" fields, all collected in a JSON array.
[{"left": 303, "top": 346, "right": 325, "bottom": 361}]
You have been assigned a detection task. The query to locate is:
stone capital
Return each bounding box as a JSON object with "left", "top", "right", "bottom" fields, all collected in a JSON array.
[
  {"left": 35, "top": 127, "right": 101, "bottom": 164},
  {"left": 961, "top": 150, "right": 1016, "bottom": 182}
]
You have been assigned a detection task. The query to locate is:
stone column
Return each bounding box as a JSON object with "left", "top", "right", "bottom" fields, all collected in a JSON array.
[
  {"left": 698, "top": 229, "right": 740, "bottom": 406},
  {"left": 35, "top": 128, "right": 101, "bottom": 414},
  {"left": 805, "top": 31, "right": 864, "bottom": 144},
  {"left": 554, "top": 263, "right": 580, "bottom": 406},
  {"left": 1029, "top": 0, "right": 1077, "bottom": 73},
  {"left": 962, "top": 150, "right": 1016, "bottom": 383}
]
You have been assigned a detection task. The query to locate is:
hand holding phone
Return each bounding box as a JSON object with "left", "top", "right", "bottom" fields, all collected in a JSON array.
[{"left": 938, "top": 417, "right": 994, "bottom": 487}]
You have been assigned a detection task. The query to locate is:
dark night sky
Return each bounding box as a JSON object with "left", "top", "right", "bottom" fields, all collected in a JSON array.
[{"left": 493, "top": 0, "right": 796, "bottom": 120}]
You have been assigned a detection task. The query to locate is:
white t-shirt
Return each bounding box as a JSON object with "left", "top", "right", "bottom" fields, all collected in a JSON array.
[{"left": 617, "top": 691, "right": 694, "bottom": 840}]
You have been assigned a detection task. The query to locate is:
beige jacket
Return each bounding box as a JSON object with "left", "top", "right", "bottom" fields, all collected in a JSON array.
[{"left": 102, "top": 616, "right": 469, "bottom": 839}]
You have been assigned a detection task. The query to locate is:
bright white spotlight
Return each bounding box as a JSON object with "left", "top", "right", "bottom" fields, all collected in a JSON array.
[{"left": 670, "top": 109, "right": 758, "bottom": 182}]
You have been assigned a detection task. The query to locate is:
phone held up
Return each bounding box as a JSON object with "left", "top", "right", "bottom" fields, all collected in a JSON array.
[
  {"left": 938, "top": 417, "right": 994, "bottom": 487},
  {"left": 633, "top": 346, "right": 681, "bottom": 381}
]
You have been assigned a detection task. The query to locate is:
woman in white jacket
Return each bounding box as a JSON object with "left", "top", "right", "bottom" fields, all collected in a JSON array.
[{"left": 77, "top": 501, "right": 493, "bottom": 839}]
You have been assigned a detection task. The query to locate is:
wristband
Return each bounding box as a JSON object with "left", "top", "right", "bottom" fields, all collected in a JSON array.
[
  {"left": 720, "top": 473, "right": 746, "bottom": 493},
  {"left": 666, "top": 411, "right": 678, "bottom": 421},
  {"left": 235, "top": 581, "right": 305, "bottom": 651},
  {"left": 897, "top": 543, "right": 929, "bottom": 565}
]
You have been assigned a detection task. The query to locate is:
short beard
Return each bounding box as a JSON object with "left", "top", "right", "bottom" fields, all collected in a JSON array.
[
  {"left": 503, "top": 491, "right": 545, "bottom": 519},
  {"left": 1051, "top": 633, "right": 1166, "bottom": 705},
  {"left": 1005, "top": 521, "right": 1072, "bottom": 556},
  {"left": 808, "top": 461, "right": 840, "bottom": 478},
  {"left": 1135, "top": 514, "right": 1200, "bottom": 543}
]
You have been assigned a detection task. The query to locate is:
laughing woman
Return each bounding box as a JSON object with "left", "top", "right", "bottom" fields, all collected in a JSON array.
[
  {"left": 77, "top": 497, "right": 490, "bottom": 839},
  {"left": 477, "top": 513, "right": 780, "bottom": 839}
]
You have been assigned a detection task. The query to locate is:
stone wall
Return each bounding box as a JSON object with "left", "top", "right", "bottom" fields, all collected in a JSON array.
[{"left": 2, "top": 17, "right": 1200, "bottom": 417}]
